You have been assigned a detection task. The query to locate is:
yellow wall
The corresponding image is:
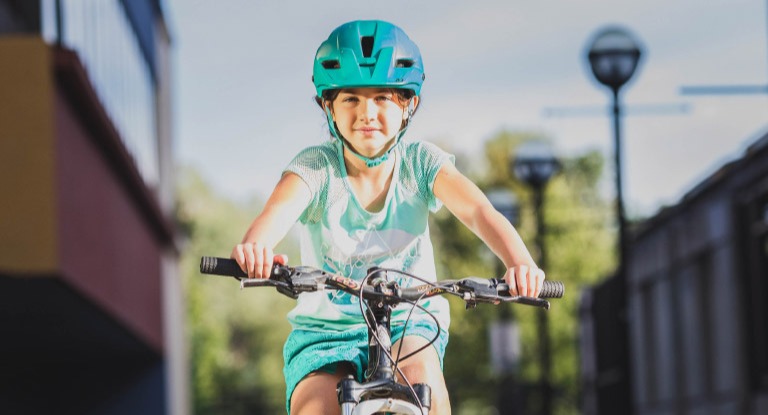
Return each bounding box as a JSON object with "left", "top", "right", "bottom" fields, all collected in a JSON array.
[{"left": 0, "top": 36, "right": 58, "bottom": 274}]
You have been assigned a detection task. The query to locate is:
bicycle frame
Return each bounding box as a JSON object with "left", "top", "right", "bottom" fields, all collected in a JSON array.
[{"left": 337, "top": 268, "right": 431, "bottom": 414}]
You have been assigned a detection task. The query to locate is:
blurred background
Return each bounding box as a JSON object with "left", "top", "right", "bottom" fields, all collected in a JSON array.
[{"left": 1, "top": 0, "right": 766, "bottom": 414}]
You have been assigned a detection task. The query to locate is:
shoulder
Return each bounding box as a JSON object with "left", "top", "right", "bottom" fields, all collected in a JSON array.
[
  {"left": 397, "top": 140, "right": 455, "bottom": 212},
  {"left": 400, "top": 140, "right": 455, "bottom": 170},
  {"left": 292, "top": 141, "right": 339, "bottom": 164},
  {"left": 284, "top": 141, "right": 340, "bottom": 223},
  {"left": 285, "top": 141, "right": 340, "bottom": 193},
  {"left": 401, "top": 140, "right": 446, "bottom": 157}
]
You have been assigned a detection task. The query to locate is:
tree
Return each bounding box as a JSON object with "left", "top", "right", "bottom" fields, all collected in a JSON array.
[
  {"left": 176, "top": 167, "right": 298, "bottom": 414},
  {"left": 431, "top": 130, "right": 615, "bottom": 415}
]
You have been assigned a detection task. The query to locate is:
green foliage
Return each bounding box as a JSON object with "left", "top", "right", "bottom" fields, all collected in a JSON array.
[
  {"left": 431, "top": 131, "right": 616, "bottom": 415},
  {"left": 177, "top": 167, "right": 298, "bottom": 414}
]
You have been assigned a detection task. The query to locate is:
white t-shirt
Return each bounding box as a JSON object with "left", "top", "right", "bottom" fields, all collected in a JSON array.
[{"left": 283, "top": 139, "right": 454, "bottom": 333}]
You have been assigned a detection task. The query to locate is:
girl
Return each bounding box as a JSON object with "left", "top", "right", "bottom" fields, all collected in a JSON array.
[{"left": 232, "top": 20, "right": 545, "bottom": 415}]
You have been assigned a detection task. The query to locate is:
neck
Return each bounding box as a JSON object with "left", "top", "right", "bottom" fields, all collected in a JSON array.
[
  {"left": 343, "top": 147, "right": 396, "bottom": 212},
  {"left": 342, "top": 136, "right": 396, "bottom": 165},
  {"left": 343, "top": 146, "right": 395, "bottom": 178}
]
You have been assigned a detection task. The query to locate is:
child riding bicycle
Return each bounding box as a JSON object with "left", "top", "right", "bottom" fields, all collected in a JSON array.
[{"left": 231, "top": 20, "right": 545, "bottom": 415}]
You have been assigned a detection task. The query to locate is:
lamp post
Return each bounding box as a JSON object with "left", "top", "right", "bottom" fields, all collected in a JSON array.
[
  {"left": 512, "top": 141, "right": 560, "bottom": 415},
  {"left": 487, "top": 188, "right": 521, "bottom": 415},
  {"left": 586, "top": 26, "right": 643, "bottom": 279}
]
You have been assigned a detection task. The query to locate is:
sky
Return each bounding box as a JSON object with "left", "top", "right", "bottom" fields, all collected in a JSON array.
[{"left": 167, "top": 0, "right": 768, "bottom": 218}]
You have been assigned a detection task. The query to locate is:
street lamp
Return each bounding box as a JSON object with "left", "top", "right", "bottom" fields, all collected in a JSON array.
[
  {"left": 512, "top": 140, "right": 560, "bottom": 415},
  {"left": 486, "top": 188, "right": 522, "bottom": 415},
  {"left": 586, "top": 26, "right": 643, "bottom": 278}
]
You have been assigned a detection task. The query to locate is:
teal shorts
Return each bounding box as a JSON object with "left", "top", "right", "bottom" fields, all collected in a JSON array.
[{"left": 282, "top": 319, "right": 448, "bottom": 414}]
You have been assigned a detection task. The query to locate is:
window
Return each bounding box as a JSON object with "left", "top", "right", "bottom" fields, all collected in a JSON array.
[{"left": 693, "top": 251, "right": 714, "bottom": 397}]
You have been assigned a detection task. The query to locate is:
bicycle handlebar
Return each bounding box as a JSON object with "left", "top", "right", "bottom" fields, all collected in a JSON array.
[{"left": 200, "top": 256, "right": 564, "bottom": 310}]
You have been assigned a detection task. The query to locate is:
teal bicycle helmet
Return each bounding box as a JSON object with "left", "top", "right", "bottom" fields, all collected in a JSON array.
[
  {"left": 313, "top": 20, "right": 425, "bottom": 167},
  {"left": 313, "top": 20, "right": 425, "bottom": 97}
]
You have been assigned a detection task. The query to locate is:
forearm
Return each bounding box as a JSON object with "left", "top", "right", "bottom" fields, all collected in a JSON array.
[
  {"left": 232, "top": 173, "right": 310, "bottom": 278},
  {"left": 435, "top": 163, "right": 545, "bottom": 296},
  {"left": 467, "top": 204, "right": 537, "bottom": 269},
  {"left": 434, "top": 165, "right": 537, "bottom": 268},
  {"left": 240, "top": 207, "right": 291, "bottom": 248},
  {"left": 239, "top": 172, "right": 309, "bottom": 248}
]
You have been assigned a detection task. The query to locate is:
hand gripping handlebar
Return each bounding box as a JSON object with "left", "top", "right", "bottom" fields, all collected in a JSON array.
[{"left": 200, "top": 256, "right": 564, "bottom": 309}]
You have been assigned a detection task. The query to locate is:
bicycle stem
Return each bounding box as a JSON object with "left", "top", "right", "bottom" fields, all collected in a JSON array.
[{"left": 336, "top": 268, "right": 431, "bottom": 411}]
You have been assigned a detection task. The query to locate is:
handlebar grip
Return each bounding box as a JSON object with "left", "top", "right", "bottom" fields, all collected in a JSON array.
[
  {"left": 200, "top": 256, "right": 247, "bottom": 279},
  {"left": 539, "top": 281, "right": 564, "bottom": 298},
  {"left": 498, "top": 280, "right": 565, "bottom": 298}
]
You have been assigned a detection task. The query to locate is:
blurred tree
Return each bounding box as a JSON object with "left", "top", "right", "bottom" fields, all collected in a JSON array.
[
  {"left": 432, "top": 131, "right": 615, "bottom": 415},
  {"left": 176, "top": 167, "right": 298, "bottom": 414}
]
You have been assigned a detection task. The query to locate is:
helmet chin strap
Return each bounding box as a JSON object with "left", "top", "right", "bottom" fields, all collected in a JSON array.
[{"left": 323, "top": 100, "right": 414, "bottom": 168}]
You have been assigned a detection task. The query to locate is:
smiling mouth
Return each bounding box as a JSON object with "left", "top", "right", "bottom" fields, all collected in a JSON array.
[{"left": 355, "top": 129, "right": 382, "bottom": 136}]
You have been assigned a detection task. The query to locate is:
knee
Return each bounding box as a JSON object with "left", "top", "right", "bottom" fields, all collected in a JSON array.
[
  {"left": 399, "top": 362, "right": 450, "bottom": 414},
  {"left": 425, "top": 376, "right": 450, "bottom": 413}
]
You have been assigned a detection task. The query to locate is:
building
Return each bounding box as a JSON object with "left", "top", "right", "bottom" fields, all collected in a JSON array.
[
  {"left": 581, "top": 130, "right": 768, "bottom": 414},
  {"left": 0, "top": 1, "right": 186, "bottom": 414}
]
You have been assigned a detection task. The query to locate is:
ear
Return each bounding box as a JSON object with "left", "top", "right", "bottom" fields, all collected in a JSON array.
[
  {"left": 323, "top": 100, "right": 335, "bottom": 121},
  {"left": 403, "top": 97, "right": 419, "bottom": 120}
]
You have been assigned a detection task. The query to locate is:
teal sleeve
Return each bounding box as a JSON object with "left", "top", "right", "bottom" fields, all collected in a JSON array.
[
  {"left": 283, "top": 144, "right": 333, "bottom": 224},
  {"left": 408, "top": 141, "right": 455, "bottom": 212}
]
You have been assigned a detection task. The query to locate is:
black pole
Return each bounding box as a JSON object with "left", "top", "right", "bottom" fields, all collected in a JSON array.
[
  {"left": 610, "top": 84, "right": 634, "bottom": 415},
  {"left": 534, "top": 187, "right": 552, "bottom": 415},
  {"left": 55, "top": 0, "right": 64, "bottom": 46},
  {"left": 496, "top": 261, "right": 519, "bottom": 415},
  {"left": 611, "top": 87, "right": 627, "bottom": 279}
]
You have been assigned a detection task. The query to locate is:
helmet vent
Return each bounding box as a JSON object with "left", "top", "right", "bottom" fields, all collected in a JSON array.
[
  {"left": 321, "top": 60, "right": 340, "bottom": 69},
  {"left": 395, "top": 59, "right": 414, "bottom": 68},
  {"left": 361, "top": 36, "right": 374, "bottom": 57}
]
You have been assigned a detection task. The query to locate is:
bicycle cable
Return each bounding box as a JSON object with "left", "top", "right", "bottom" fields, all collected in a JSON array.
[{"left": 357, "top": 267, "right": 443, "bottom": 410}]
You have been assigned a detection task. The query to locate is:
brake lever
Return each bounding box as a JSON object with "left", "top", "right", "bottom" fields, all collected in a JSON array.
[
  {"left": 454, "top": 277, "right": 551, "bottom": 310},
  {"left": 240, "top": 265, "right": 327, "bottom": 299},
  {"left": 454, "top": 277, "right": 503, "bottom": 309},
  {"left": 496, "top": 295, "right": 551, "bottom": 310}
]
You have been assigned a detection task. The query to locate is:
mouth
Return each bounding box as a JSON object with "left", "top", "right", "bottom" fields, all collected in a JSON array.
[{"left": 354, "top": 128, "right": 382, "bottom": 138}]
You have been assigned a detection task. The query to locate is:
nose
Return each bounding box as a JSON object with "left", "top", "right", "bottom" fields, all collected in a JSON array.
[{"left": 358, "top": 98, "right": 378, "bottom": 122}]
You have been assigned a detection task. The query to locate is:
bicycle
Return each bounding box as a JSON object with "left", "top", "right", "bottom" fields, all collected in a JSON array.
[{"left": 199, "top": 256, "right": 564, "bottom": 415}]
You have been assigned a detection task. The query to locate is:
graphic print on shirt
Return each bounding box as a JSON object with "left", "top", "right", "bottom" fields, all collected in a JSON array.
[{"left": 321, "top": 216, "right": 422, "bottom": 315}]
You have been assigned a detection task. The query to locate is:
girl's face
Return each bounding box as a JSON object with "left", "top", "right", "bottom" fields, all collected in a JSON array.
[{"left": 329, "top": 88, "right": 412, "bottom": 159}]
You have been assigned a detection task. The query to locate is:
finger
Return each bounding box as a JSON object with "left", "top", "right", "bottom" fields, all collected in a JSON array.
[
  {"left": 243, "top": 243, "right": 256, "bottom": 278},
  {"left": 534, "top": 269, "right": 545, "bottom": 298},
  {"left": 274, "top": 254, "right": 288, "bottom": 265},
  {"left": 506, "top": 268, "right": 518, "bottom": 296},
  {"left": 526, "top": 268, "right": 539, "bottom": 297},
  {"left": 516, "top": 265, "right": 529, "bottom": 297},
  {"left": 253, "top": 243, "right": 265, "bottom": 279},
  {"left": 231, "top": 245, "right": 247, "bottom": 273},
  {"left": 522, "top": 267, "right": 534, "bottom": 297},
  {"left": 262, "top": 246, "right": 273, "bottom": 279}
]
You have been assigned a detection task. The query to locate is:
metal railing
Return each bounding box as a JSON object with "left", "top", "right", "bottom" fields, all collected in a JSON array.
[{"left": 42, "top": 0, "right": 159, "bottom": 188}]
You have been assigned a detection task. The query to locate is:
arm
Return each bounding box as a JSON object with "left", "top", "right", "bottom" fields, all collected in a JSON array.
[
  {"left": 231, "top": 172, "right": 311, "bottom": 278},
  {"left": 433, "top": 163, "right": 545, "bottom": 297}
]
